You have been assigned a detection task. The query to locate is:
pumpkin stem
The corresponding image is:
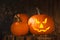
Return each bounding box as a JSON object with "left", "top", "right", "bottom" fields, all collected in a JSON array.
[
  {"left": 36, "top": 7, "right": 40, "bottom": 15},
  {"left": 14, "top": 15, "right": 22, "bottom": 22}
]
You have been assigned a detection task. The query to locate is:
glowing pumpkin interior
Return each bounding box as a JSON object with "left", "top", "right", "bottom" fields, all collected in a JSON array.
[{"left": 28, "top": 14, "right": 54, "bottom": 34}]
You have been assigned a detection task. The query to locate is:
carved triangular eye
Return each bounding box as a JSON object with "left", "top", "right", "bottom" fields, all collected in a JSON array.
[
  {"left": 43, "top": 18, "right": 47, "bottom": 24},
  {"left": 35, "top": 19, "right": 40, "bottom": 24}
]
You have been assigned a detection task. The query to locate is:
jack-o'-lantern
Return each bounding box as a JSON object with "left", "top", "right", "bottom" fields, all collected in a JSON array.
[
  {"left": 28, "top": 14, "right": 54, "bottom": 35},
  {"left": 11, "top": 13, "right": 29, "bottom": 36}
]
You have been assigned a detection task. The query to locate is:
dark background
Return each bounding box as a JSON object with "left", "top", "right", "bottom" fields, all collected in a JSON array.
[{"left": 0, "top": 0, "right": 60, "bottom": 40}]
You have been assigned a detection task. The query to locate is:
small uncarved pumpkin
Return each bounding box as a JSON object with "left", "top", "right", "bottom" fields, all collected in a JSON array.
[
  {"left": 28, "top": 14, "right": 54, "bottom": 35},
  {"left": 16, "top": 13, "right": 28, "bottom": 23},
  {"left": 11, "top": 13, "right": 29, "bottom": 36}
]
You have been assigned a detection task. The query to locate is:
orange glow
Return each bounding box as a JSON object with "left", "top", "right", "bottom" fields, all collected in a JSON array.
[
  {"left": 32, "top": 18, "right": 50, "bottom": 32},
  {"left": 39, "top": 23, "right": 44, "bottom": 28},
  {"left": 35, "top": 19, "right": 40, "bottom": 24},
  {"left": 28, "top": 14, "right": 54, "bottom": 34},
  {"left": 29, "top": 18, "right": 51, "bottom": 32},
  {"left": 33, "top": 26, "right": 50, "bottom": 32},
  {"left": 43, "top": 18, "right": 47, "bottom": 24}
]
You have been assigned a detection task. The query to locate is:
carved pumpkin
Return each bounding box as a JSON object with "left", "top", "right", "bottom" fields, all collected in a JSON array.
[
  {"left": 28, "top": 14, "right": 54, "bottom": 35},
  {"left": 11, "top": 13, "right": 29, "bottom": 36}
]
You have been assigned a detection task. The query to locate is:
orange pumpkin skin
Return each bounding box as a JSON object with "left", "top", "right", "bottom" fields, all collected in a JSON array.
[
  {"left": 11, "top": 14, "right": 29, "bottom": 36},
  {"left": 11, "top": 22, "right": 28, "bottom": 36},
  {"left": 28, "top": 14, "right": 54, "bottom": 35},
  {"left": 16, "top": 13, "right": 28, "bottom": 23}
]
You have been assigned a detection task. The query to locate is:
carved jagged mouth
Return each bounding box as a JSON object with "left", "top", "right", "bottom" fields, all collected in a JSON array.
[{"left": 32, "top": 26, "right": 50, "bottom": 32}]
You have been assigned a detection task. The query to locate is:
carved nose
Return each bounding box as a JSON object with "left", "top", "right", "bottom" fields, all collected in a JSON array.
[{"left": 39, "top": 24, "right": 44, "bottom": 28}]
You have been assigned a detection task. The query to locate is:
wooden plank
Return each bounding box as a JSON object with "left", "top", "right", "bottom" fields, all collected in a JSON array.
[
  {"left": 16, "top": 36, "right": 24, "bottom": 40},
  {"left": 26, "top": 36, "right": 32, "bottom": 40},
  {"left": 37, "top": 35, "right": 52, "bottom": 40},
  {"left": 8, "top": 35, "right": 15, "bottom": 40}
]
